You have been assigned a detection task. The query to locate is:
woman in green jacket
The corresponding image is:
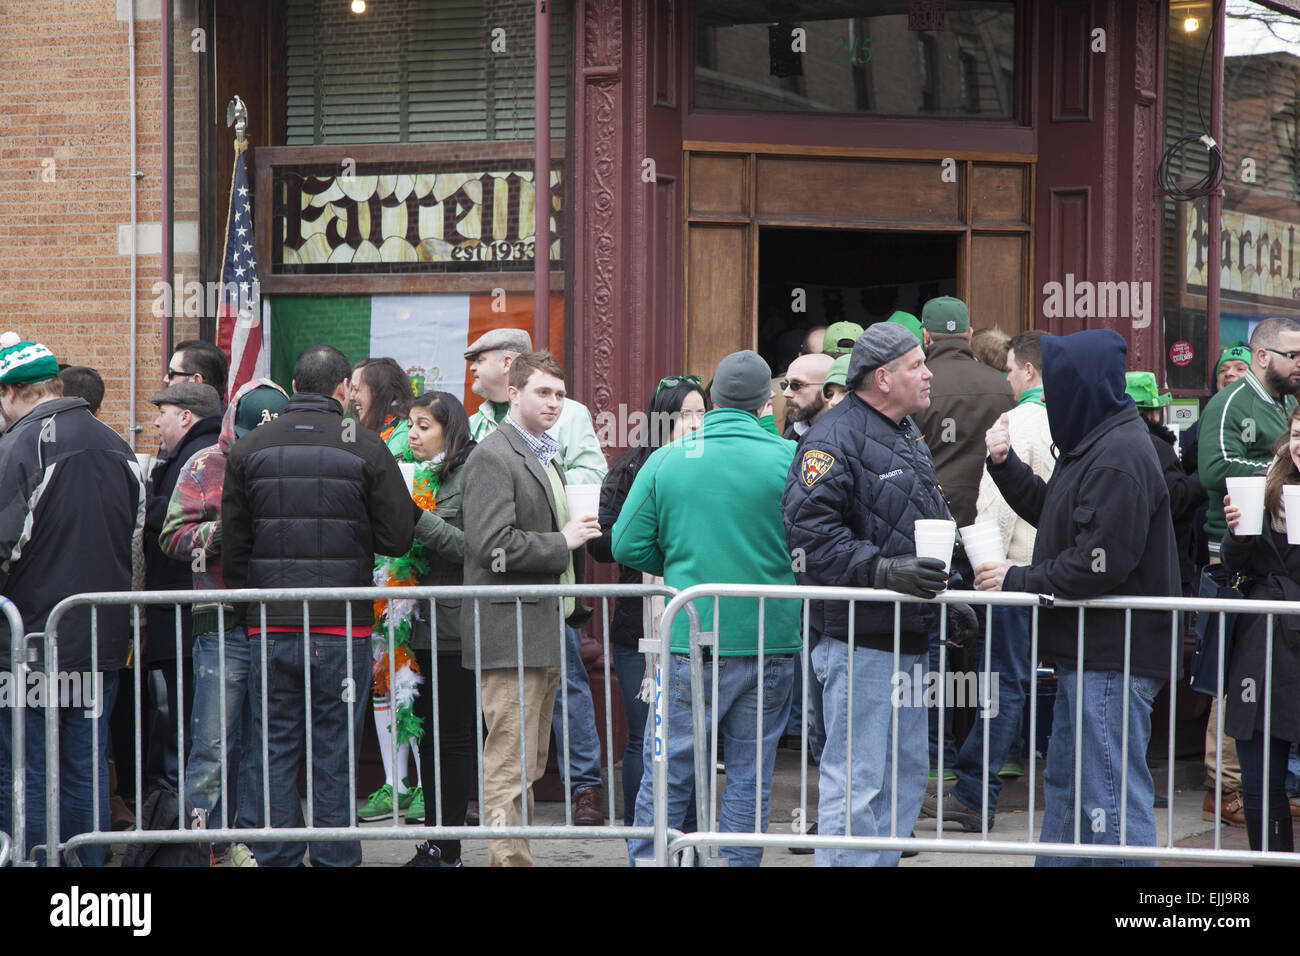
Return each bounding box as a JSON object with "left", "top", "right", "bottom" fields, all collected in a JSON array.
[{"left": 402, "top": 390, "right": 477, "bottom": 867}]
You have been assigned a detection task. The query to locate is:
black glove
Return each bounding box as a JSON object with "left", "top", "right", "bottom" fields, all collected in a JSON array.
[
  {"left": 944, "top": 602, "right": 979, "bottom": 647},
  {"left": 873, "top": 556, "right": 949, "bottom": 599}
]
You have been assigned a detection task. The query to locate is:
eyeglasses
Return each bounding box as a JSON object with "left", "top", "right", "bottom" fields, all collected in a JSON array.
[
  {"left": 781, "top": 379, "right": 824, "bottom": 393},
  {"left": 654, "top": 374, "right": 702, "bottom": 400},
  {"left": 1266, "top": 348, "right": 1300, "bottom": 362},
  {"left": 165, "top": 367, "right": 192, "bottom": 381}
]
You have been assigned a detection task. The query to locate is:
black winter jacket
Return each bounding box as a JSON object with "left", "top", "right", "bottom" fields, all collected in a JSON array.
[
  {"left": 990, "top": 330, "right": 1180, "bottom": 679},
  {"left": 1220, "top": 526, "right": 1300, "bottom": 743},
  {"left": 1143, "top": 416, "right": 1205, "bottom": 595},
  {"left": 587, "top": 448, "right": 647, "bottom": 650},
  {"left": 221, "top": 392, "right": 415, "bottom": 631},
  {"left": 0, "top": 397, "right": 143, "bottom": 672},
  {"left": 143, "top": 413, "right": 221, "bottom": 665},
  {"left": 782, "top": 392, "right": 952, "bottom": 654}
]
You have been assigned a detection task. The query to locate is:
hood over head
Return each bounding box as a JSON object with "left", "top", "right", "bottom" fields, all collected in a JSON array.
[
  {"left": 1041, "top": 329, "right": 1133, "bottom": 454},
  {"left": 219, "top": 377, "right": 290, "bottom": 453}
]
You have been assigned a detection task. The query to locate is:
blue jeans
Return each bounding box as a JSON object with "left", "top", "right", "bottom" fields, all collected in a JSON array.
[
  {"left": 245, "top": 632, "right": 370, "bottom": 867},
  {"left": 628, "top": 652, "right": 794, "bottom": 866},
  {"left": 0, "top": 670, "right": 119, "bottom": 866},
  {"left": 1036, "top": 664, "right": 1163, "bottom": 866},
  {"left": 552, "top": 624, "right": 602, "bottom": 796},
  {"left": 951, "top": 605, "right": 1032, "bottom": 815},
  {"left": 785, "top": 651, "right": 826, "bottom": 765},
  {"left": 185, "top": 627, "right": 257, "bottom": 831},
  {"left": 813, "top": 638, "right": 928, "bottom": 867},
  {"left": 612, "top": 642, "right": 698, "bottom": 829}
]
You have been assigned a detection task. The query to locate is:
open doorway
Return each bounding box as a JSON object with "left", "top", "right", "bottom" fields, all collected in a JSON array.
[{"left": 758, "top": 228, "right": 959, "bottom": 375}]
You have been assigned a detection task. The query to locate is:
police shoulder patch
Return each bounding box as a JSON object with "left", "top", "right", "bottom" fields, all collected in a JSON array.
[{"left": 800, "top": 449, "right": 835, "bottom": 488}]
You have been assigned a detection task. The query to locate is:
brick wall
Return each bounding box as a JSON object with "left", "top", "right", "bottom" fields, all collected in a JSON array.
[{"left": 0, "top": 0, "right": 199, "bottom": 449}]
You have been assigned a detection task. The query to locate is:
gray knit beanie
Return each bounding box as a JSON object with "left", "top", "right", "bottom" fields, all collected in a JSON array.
[{"left": 710, "top": 350, "right": 772, "bottom": 412}]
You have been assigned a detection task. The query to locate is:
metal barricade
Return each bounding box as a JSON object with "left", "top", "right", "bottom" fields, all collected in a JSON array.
[
  {"left": 34, "top": 583, "right": 675, "bottom": 866},
  {"left": 653, "top": 583, "right": 1300, "bottom": 867},
  {"left": 1, "top": 597, "right": 27, "bottom": 866}
]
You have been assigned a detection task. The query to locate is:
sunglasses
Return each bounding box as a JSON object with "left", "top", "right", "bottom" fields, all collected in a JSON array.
[
  {"left": 1266, "top": 347, "right": 1300, "bottom": 362},
  {"left": 165, "top": 367, "right": 193, "bottom": 381},
  {"left": 654, "top": 374, "right": 702, "bottom": 400},
  {"left": 781, "top": 379, "right": 823, "bottom": 393}
]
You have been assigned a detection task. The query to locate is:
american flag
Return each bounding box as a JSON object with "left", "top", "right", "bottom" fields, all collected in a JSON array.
[{"left": 215, "top": 146, "right": 267, "bottom": 402}]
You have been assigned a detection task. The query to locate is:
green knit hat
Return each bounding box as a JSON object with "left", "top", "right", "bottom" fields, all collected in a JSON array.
[
  {"left": 885, "top": 310, "right": 923, "bottom": 343},
  {"left": 921, "top": 296, "right": 970, "bottom": 334},
  {"left": 1125, "top": 371, "right": 1171, "bottom": 409},
  {"left": 0, "top": 333, "right": 59, "bottom": 385},
  {"left": 1216, "top": 345, "right": 1251, "bottom": 373}
]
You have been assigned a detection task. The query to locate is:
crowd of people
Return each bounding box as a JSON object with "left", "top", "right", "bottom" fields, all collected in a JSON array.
[{"left": 1, "top": 302, "right": 1298, "bottom": 868}]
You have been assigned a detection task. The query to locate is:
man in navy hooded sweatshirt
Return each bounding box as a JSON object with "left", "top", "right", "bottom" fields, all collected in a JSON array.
[{"left": 971, "top": 329, "right": 1179, "bottom": 865}]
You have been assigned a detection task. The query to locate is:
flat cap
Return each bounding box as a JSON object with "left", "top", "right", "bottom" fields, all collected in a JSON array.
[
  {"left": 148, "top": 381, "right": 223, "bottom": 419},
  {"left": 464, "top": 327, "right": 532, "bottom": 360},
  {"left": 846, "top": 322, "right": 921, "bottom": 390}
]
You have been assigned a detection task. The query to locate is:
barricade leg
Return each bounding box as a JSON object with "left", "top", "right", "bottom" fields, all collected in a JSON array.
[
  {"left": 1036, "top": 665, "right": 1162, "bottom": 866},
  {"left": 628, "top": 654, "right": 699, "bottom": 865},
  {"left": 551, "top": 625, "right": 603, "bottom": 807}
]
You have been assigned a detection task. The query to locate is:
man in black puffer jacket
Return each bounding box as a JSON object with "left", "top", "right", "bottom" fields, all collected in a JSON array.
[
  {"left": 222, "top": 344, "right": 414, "bottom": 867},
  {"left": 974, "top": 329, "right": 1179, "bottom": 866}
]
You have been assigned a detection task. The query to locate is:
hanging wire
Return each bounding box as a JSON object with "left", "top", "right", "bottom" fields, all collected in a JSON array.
[{"left": 1157, "top": 0, "right": 1225, "bottom": 200}]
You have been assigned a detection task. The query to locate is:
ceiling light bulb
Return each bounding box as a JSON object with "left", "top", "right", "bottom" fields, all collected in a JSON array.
[
  {"left": 352, "top": 0, "right": 366, "bottom": 13},
  {"left": 1184, "top": 16, "right": 1199, "bottom": 32}
]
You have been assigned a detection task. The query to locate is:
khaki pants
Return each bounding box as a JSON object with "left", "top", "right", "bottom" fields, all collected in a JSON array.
[
  {"left": 1204, "top": 697, "right": 1242, "bottom": 791},
  {"left": 480, "top": 666, "right": 561, "bottom": 867}
]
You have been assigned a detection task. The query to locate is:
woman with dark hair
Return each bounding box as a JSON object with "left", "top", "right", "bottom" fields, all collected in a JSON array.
[
  {"left": 350, "top": 357, "right": 415, "bottom": 446},
  {"left": 356, "top": 356, "right": 419, "bottom": 824},
  {"left": 401, "top": 391, "right": 478, "bottom": 867},
  {"left": 587, "top": 375, "right": 707, "bottom": 825},
  {"left": 1221, "top": 403, "right": 1300, "bottom": 853}
]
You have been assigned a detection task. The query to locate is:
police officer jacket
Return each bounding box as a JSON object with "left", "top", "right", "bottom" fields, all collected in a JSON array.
[{"left": 782, "top": 392, "right": 951, "bottom": 655}]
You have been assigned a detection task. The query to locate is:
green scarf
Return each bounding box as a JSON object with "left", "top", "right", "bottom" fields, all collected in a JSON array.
[{"left": 1017, "top": 386, "right": 1045, "bottom": 408}]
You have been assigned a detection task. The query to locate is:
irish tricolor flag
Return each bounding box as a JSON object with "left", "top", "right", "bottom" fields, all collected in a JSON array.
[{"left": 269, "top": 293, "right": 563, "bottom": 412}]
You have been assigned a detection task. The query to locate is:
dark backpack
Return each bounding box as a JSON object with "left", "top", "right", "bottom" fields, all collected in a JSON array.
[{"left": 119, "top": 783, "right": 210, "bottom": 867}]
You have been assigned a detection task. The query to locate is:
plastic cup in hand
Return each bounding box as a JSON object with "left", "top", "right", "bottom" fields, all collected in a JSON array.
[
  {"left": 565, "top": 483, "right": 601, "bottom": 520},
  {"left": 1284, "top": 485, "right": 1300, "bottom": 545},
  {"left": 960, "top": 521, "right": 1006, "bottom": 568},
  {"left": 399, "top": 462, "right": 416, "bottom": 493},
  {"left": 913, "top": 519, "right": 957, "bottom": 572},
  {"left": 1226, "top": 476, "right": 1267, "bottom": 536}
]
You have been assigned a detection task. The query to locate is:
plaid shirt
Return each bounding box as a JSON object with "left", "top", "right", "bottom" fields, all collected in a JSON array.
[{"left": 504, "top": 415, "right": 561, "bottom": 467}]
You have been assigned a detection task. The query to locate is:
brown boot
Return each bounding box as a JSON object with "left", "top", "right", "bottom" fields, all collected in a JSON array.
[
  {"left": 1202, "top": 789, "right": 1245, "bottom": 826},
  {"left": 573, "top": 788, "right": 604, "bottom": 826}
]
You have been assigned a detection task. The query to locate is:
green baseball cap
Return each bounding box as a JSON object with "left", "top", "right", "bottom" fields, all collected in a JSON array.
[
  {"left": 235, "top": 385, "right": 289, "bottom": 436},
  {"left": 822, "top": 354, "right": 851, "bottom": 395},
  {"left": 921, "top": 296, "right": 970, "bottom": 334},
  {"left": 885, "top": 310, "right": 923, "bottom": 344},
  {"left": 1216, "top": 345, "right": 1251, "bottom": 372},
  {"left": 1125, "top": 371, "right": 1171, "bottom": 409},
  {"left": 823, "top": 321, "right": 865, "bottom": 357}
]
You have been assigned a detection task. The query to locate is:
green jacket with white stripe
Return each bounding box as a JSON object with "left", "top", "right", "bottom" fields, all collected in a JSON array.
[{"left": 1198, "top": 369, "right": 1297, "bottom": 556}]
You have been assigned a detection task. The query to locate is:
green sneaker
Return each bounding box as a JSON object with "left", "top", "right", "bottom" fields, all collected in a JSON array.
[
  {"left": 998, "top": 761, "right": 1025, "bottom": 779},
  {"left": 405, "top": 786, "right": 425, "bottom": 823},
  {"left": 359, "top": 783, "right": 398, "bottom": 821},
  {"left": 397, "top": 779, "right": 416, "bottom": 813},
  {"left": 928, "top": 769, "right": 957, "bottom": 783}
]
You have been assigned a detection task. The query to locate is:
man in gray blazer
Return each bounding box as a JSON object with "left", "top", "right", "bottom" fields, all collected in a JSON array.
[{"left": 460, "top": 351, "right": 601, "bottom": 866}]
